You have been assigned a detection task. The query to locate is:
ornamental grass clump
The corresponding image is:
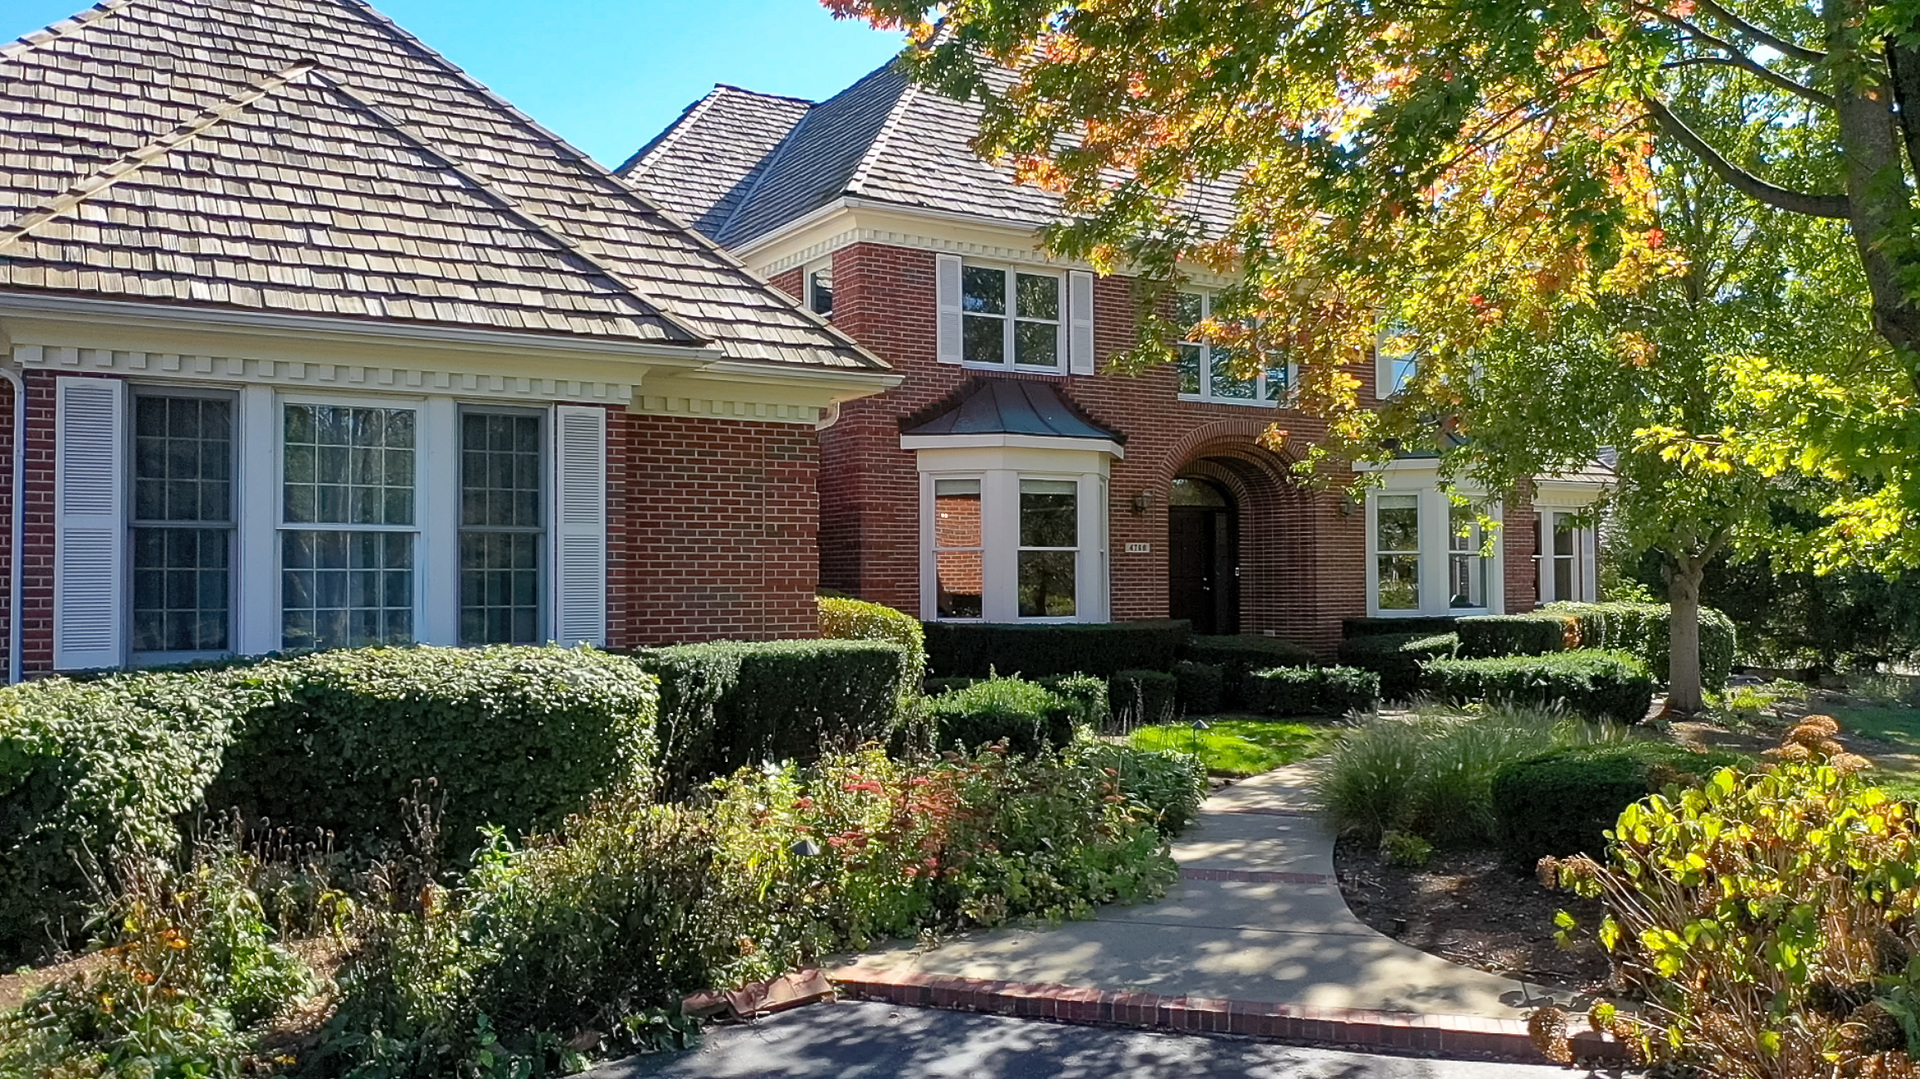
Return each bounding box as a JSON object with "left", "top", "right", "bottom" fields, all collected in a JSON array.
[{"left": 1538, "top": 719, "right": 1919, "bottom": 1078}]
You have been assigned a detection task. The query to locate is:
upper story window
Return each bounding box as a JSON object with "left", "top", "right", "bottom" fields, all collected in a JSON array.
[
  {"left": 1376, "top": 323, "right": 1419, "bottom": 399},
  {"left": 806, "top": 263, "right": 833, "bottom": 318},
  {"left": 1176, "top": 291, "right": 1289, "bottom": 406},
  {"left": 963, "top": 264, "right": 1063, "bottom": 372}
]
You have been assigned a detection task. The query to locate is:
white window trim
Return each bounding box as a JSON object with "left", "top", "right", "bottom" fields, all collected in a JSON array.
[
  {"left": 1535, "top": 509, "right": 1599, "bottom": 605},
  {"left": 803, "top": 258, "right": 834, "bottom": 318},
  {"left": 960, "top": 262, "right": 1067, "bottom": 375},
  {"left": 126, "top": 384, "right": 240, "bottom": 667},
  {"left": 928, "top": 473, "right": 987, "bottom": 622},
  {"left": 1375, "top": 323, "right": 1419, "bottom": 400},
  {"left": 1363, "top": 484, "right": 1507, "bottom": 618},
  {"left": 917, "top": 449, "right": 1111, "bottom": 624},
  {"left": 456, "top": 404, "right": 552, "bottom": 647},
  {"left": 1175, "top": 290, "right": 1294, "bottom": 407}
]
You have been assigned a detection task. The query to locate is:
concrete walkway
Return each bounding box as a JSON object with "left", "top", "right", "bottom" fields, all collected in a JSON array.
[{"left": 832, "top": 764, "right": 1576, "bottom": 1059}]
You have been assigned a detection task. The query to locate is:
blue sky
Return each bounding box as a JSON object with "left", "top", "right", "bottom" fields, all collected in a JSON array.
[{"left": 2, "top": 0, "right": 907, "bottom": 167}]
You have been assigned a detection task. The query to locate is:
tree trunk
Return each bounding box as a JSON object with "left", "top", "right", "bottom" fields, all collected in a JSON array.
[
  {"left": 1830, "top": 0, "right": 1920, "bottom": 359},
  {"left": 1667, "top": 558, "right": 1706, "bottom": 716}
]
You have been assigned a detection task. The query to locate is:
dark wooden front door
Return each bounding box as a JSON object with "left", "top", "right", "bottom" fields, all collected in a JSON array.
[{"left": 1169, "top": 502, "right": 1239, "bottom": 635}]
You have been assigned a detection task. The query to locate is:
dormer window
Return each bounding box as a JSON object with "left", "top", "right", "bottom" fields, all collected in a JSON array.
[{"left": 806, "top": 263, "right": 834, "bottom": 318}]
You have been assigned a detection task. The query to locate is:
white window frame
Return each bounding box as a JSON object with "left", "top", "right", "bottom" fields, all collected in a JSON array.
[
  {"left": 804, "top": 258, "right": 834, "bottom": 319},
  {"left": 929, "top": 473, "right": 987, "bottom": 622},
  {"left": 916, "top": 452, "right": 1111, "bottom": 624},
  {"left": 1446, "top": 500, "right": 1494, "bottom": 615},
  {"left": 457, "top": 404, "right": 551, "bottom": 646},
  {"left": 127, "top": 384, "right": 239, "bottom": 667},
  {"left": 1536, "top": 509, "right": 1599, "bottom": 605},
  {"left": 1369, "top": 492, "right": 1423, "bottom": 615},
  {"left": 960, "top": 262, "right": 1067, "bottom": 374},
  {"left": 1361, "top": 471, "right": 1507, "bottom": 617},
  {"left": 1175, "top": 290, "right": 1294, "bottom": 407},
  {"left": 1375, "top": 323, "right": 1419, "bottom": 400}
]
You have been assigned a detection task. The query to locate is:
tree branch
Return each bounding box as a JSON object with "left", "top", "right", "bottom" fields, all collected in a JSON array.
[
  {"left": 1660, "top": 56, "right": 1834, "bottom": 108},
  {"left": 1689, "top": 0, "right": 1826, "bottom": 64},
  {"left": 1642, "top": 95, "right": 1853, "bottom": 218}
]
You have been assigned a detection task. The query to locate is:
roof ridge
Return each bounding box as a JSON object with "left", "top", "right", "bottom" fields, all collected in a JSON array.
[
  {"left": 713, "top": 84, "right": 815, "bottom": 106},
  {"left": 0, "top": 59, "right": 319, "bottom": 253},
  {"left": 310, "top": 70, "right": 708, "bottom": 346},
  {"left": 845, "top": 73, "right": 918, "bottom": 196},
  {"left": 616, "top": 86, "right": 729, "bottom": 179},
  {"left": 0, "top": 0, "right": 135, "bottom": 64},
  {"left": 331, "top": 0, "right": 886, "bottom": 370}
]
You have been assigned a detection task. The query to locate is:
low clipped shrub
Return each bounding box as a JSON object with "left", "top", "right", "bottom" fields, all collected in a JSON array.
[
  {"left": 0, "top": 671, "right": 266, "bottom": 962},
  {"left": 1490, "top": 742, "right": 1746, "bottom": 866},
  {"left": 1039, "top": 674, "right": 1112, "bottom": 731},
  {"left": 819, "top": 596, "right": 927, "bottom": 704},
  {"left": 637, "top": 639, "right": 909, "bottom": 794},
  {"left": 1337, "top": 632, "right": 1459, "bottom": 701},
  {"left": 922, "top": 620, "right": 1190, "bottom": 678},
  {"left": 1456, "top": 613, "right": 1578, "bottom": 658},
  {"left": 214, "top": 646, "right": 661, "bottom": 860},
  {"left": 1172, "top": 661, "right": 1225, "bottom": 716},
  {"left": 1243, "top": 665, "right": 1381, "bottom": 717},
  {"left": 1183, "top": 636, "right": 1312, "bottom": 706},
  {"left": 1543, "top": 601, "right": 1737, "bottom": 691},
  {"left": 925, "top": 676, "right": 1077, "bottom": 755},
  {"left": 1343, "top": 616, "right": 1459, "bottom": 639},
  {"left": 925, "top": 676, "right": 977, "bottom": 697},
  {"left": 1420, "top": 649, "right": 1655, "bottom": 723},
  {"left": 1111, "top": 669, "right": 1180, "bottom": 724}
]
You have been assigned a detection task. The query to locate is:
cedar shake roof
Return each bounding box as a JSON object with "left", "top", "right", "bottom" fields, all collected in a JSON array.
[
  {"left": 617, "top": 86, "right": 813, "bottom": 237},
  {"left": 900, "top": 377, "right": 1124, "bottom": 443},
  {"left": 0, "top": 0, "right": 885, "bottom": 371},
  {"left": 624, "top": 62, "right": 1240, "bottom": 249}
]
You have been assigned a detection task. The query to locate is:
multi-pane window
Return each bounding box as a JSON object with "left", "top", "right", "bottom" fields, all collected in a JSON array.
[
  {"left": 1374, "top": 494, "right": 1421, "bottom": 611},
  {"left": 280, "top": 403, "right": 416, "bottom": 651},
  {"left": 1448, "top": 503, "right": 1489, "bottom": 610},
  {"left": 460, "top": 411, "right": 544, "bottom": 645},
  {"left": 1175, "top": 291, "right": 1288, "bottom": 404},
  {"left": 963, "top": 265, "right": 1062, "bottom": 370},
  {"left": 130, "top": 393, "right": 232, "bottom": 658},
  {"left": 1018, "top": 478, "right": 1078, "bottom": 618},
  {"left": 1541, "top": 511, "right": 1588, "bottom": 603},
  {"left": 932, "top": 477, "right": 984, "bottom": 619}
]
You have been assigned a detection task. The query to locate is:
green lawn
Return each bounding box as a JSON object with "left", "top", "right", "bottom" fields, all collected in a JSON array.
[
  {"left": 1827, "top": 697, "right": 1920, "bottom": 800},
  {"left": 1127, "top": 718, "right": 1329, "bottom": 777}
]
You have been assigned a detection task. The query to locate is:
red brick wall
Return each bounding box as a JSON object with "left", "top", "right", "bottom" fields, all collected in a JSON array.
[
  {"left": 816, "top": 242, "right": 1375, "bottom": 657},
  {"left": 1505, "top": 488, "right": 1539, "bottom": 611},
  {"left": 607, "top": 412, "right": 821, "bottom": 646},
  {"left": 18, "top": 369, "right": 94, "bottom": 677},
  {"left": 770, "top": 267, "right": 803, "bottom": 304},
  {"left": 0, "top": 373, "right": 13, "bottom": 679}
]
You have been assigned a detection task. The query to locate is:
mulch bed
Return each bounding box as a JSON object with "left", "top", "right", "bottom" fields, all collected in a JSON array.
[{"left": 1334, "top": 839, "right": 1614, "bottom": 997}]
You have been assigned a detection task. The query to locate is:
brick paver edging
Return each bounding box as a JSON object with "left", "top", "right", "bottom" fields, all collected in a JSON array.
[{"left": 829, "top": 965, "right": 1543, "bottom": 1063}]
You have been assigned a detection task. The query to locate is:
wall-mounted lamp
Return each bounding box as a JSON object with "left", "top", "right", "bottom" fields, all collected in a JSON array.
[
  {"left": 1131, "top": 490, "right": 1156, "bottom": 515},
  {"left": 1337, "top": 493, "right": 1363, "bottom": 518}
]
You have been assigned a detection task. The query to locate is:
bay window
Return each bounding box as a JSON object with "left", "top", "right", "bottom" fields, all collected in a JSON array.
[
  {"left": 1537, "top": 510, "right": 1598, "bottom": 604},
  {"left": 919, "top": 462, "right": 1109, "bottom": 624},
  {"left": 963, "top": 264, "right": 1063, "bottom": 371},
  {"left": 1373, "top": 494, "right": 1421, "bottom": 611},
  {"left": 933, "top": 477, "right": 984, "bottom": 619},
  {"left": 1365, "top": 481, "right": 1506, "bottom": 616},
  {"left": 1018, "top": 479, "right": 1078, "bottom": 618},
  {"left": 1175, "top": 291, "right": 1289, "bottom": 405}
]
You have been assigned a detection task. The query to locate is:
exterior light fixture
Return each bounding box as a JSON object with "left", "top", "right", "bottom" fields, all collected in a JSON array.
[{"left": 791, "top": 838, "right": 822, "bottom": 858}]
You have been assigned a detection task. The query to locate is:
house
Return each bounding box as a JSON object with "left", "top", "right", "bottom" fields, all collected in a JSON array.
[
  {"left": 0, "top": 0, "right": 900, "bottom": 679},
  {"left": 621, "top": 65, "right": 1606, "bottom": 656}
]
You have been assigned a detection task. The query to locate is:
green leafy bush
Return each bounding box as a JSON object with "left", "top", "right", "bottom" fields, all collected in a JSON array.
[
  {"left": 1110, "top": 669, "right": 1180, "bottom": 724},
  {"left": 1039, "top": 674, "right": 1112, "bottom": 730},
  {"left": 1380, "top": 830, "right": 1433, "bottom": 868},
  {"left": 1243, "top": 665, "right": 1381, "bottom": 717},
  {"left": 922, "top": 620, "right": 1190, "bottom": 678},
  {"left": 1336, "top": 632, "right": 1459, "bottom": 701},
  {"left": 1491, "top": 742, "right": 1746, "bottom": 866},
  {"left": 1183, "top": 636, "right": 1312, "bottom": 706},
  {"left": 1420, "top": 649, "right": 1655, "bottom": 723},
  {"left": 819, "top": 596, "right": 927, "bottom": 701},
  {"left": 1172, "top": 661, "right": 1225, "bottom": 716},
  {"left": 1543, "top": 601, "right": 1738, "bottom": 690},
  {"left": 925, "top": 676, "right": 977, "bottom": 697},
  {"left": 925, "top": 675, "right": 1077, "bottom": 755},
  {"left": 637, "top": 639, "right": 908, "bottom": 793},
  {"left": 0, "top": 672, "right": 264, "bottom": 962},
  {"left": 1077, "top": 742, "right": 1210, "bottom": 835},
  {"left": 214, "top": 646, "right": 660, "bottom": 859},
  {"left": 1456, "top": 613, "right": 1577, "bottom": 658}
]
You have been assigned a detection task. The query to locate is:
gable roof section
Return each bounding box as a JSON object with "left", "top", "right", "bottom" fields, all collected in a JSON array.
[
  {"left": 625, "top": 60, "right": 1239, "bottom": 251},
  {"left": 0, "top": 0, "right": 885, "bottom": 370},
  {"left": 617, "top": 86, "right": 812, "bottom": 237}
]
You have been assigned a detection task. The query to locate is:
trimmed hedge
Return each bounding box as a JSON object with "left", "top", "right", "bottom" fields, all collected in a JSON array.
[
  {"left": 819, "top": 596, "right": 927, "bottom": 703},
  {"left": 637, "top": 639, "right": 909, "bottom": 792},
  {"left": 214, "top": 646, "right": 661, "bottom": 859},
  {"left": 1457, "top": 614, "right": 1578, "bottom": 658},
  {"left": 1420, "top": 649, "right": 1654, "bottom": 723},
  {"left": 0, "top": 672, "right": 266, "bottom": 962},
  {"left": 1040, "top": 674, "right": 1112, "bottom": 731},
  {"left": 1172, "top": 661, "right": 1225, "bottom": 716},
  {"left": 1243, "top": 665, "right": 1382, "bottom": 717},
  {"left": 1183, "top": 635, "right": 1313, "bottom": 707},
  {"left": 1490, "top": 742, "right": 1748, "bottom": 865},
  {"left": 1543, "top": 602, "right": 1737, "bottom": 691},
  {"left": 922, "top": 620, "right": 1190, "bottom": 679},
  {"left": 925, "top": 676, "right": 1078, "bottom": 755},
  {"left": 1111, "top": 669, "right": 1180, "bottom": 724},
  {"left": 1336, "top": 632, "right": 1459, "bottom": 701},
  {"left": 1343, "top": 616, "right": 1459, "bottom": 639}
]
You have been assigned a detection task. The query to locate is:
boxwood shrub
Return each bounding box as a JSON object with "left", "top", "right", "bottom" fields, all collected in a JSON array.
[
  {"left": 1456, "top": 613, "right": 1578, "bottom": 658},
  {"left": 1336, "top": 632, "right": 1459, "bottom": 701},
  {"left": 637, "top": 639, "right": 909, "bottom": 793},
  {"left": 925, "top": 676, "right": 1078, "bottom": 755},
  {"left": 1542, "top": 602, "right": 1737, "bottom": 691},
  {"left": 0, "top": 672, "right": 266, "bottom": 962},
  {"left": 1182, "top": 635, "right": 1313, "bottom": 707},
  {"left": 1039, "top": 674, "right": 1111, "bottom": 731},
  {"left": 213, "top": 646, "right": 661, "bottom": 859},
  {"left": 1243, "top": 665, "right": 1381, "bottom": 717},
  {"left": 1420, "top": 649, "right": 1654, "bottom": 723},
  {"left": 922, "top": 620, "right": 1190, "bottom": 678},
  {"left": 1110, "top": 669, "right": 1180, "bottom": 724},
  {"left": 1343, "top": 616, "right": 1459, "bottom": 639},
  {"left": 818, "top": 596, "right": 927, "bottom": 702},
  {"left": 1172, "top": 661, "right": 1225, "bottom": 717},
  {"left": 1490, "top": 742, "right": 1748, "bottom": 865}
]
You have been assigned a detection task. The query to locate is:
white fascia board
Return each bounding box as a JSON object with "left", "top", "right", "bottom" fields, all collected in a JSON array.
[
  {"left": 1532, "top": 477, "right": 1611, "bottom": 507},
  {"left": 901, "top": 432, "right": 1125, "bottom": 459}
]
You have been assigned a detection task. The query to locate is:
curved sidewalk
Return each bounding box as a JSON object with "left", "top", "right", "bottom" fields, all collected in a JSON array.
[{"left": 832, "top": 764, "right": 1573, "bottom": 1061}]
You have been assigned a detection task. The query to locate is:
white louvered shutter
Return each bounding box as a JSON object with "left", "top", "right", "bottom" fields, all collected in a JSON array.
[
  {"left": 936, "top": 253, "right": 964, "bottom": 365},
  {"left": 54, "top": 377, "right": 126, "bottom": 670},
  {"left": 552, "top": 406, "right": 608, "bottom": 647},
  {"left": 1068, "top": 270, "right": 1096, "bottom": 375}
]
